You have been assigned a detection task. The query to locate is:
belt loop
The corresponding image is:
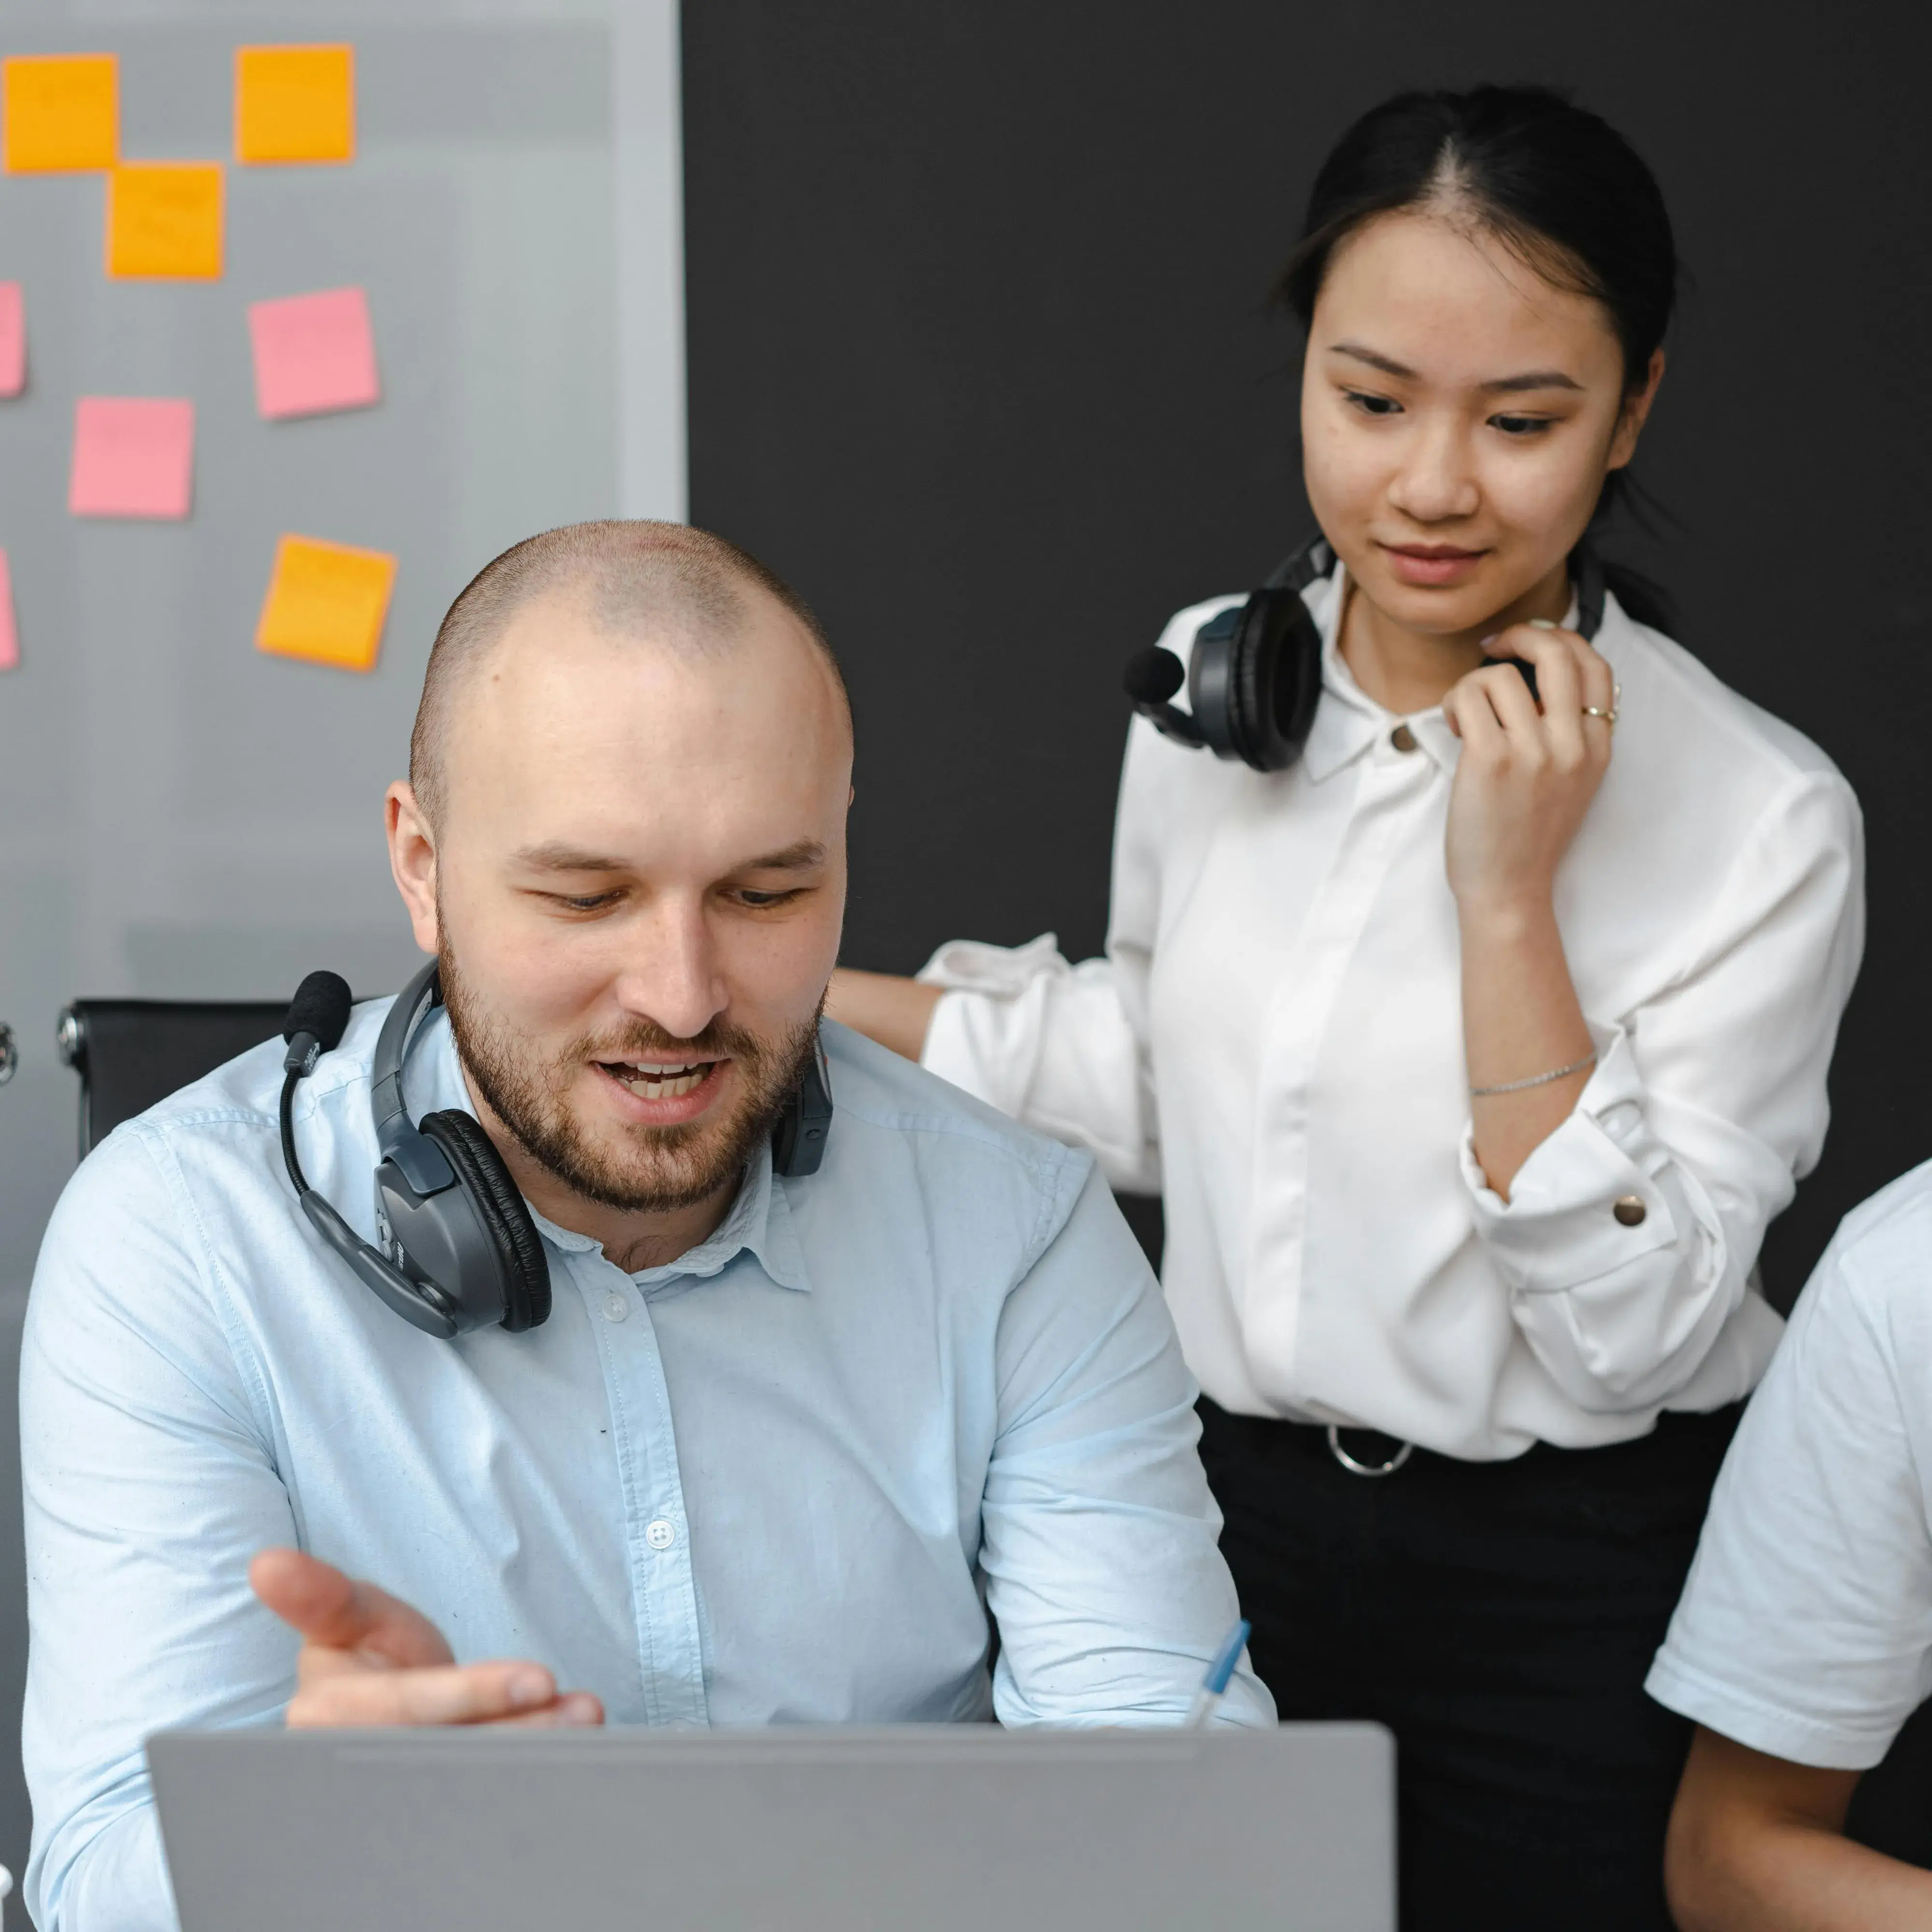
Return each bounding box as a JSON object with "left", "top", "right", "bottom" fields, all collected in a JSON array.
[{"left": 1326, "top": 1424, "right": 1414, "bottom": 1477}]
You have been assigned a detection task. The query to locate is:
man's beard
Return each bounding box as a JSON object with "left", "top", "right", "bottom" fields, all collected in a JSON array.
[{"left": 439, "top": 941, "right": 823, "bottom": 1215}]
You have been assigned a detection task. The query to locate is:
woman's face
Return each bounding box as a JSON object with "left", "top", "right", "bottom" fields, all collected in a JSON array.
[{"left": 1301, "top": 210, "right": 1661, "bottom": 636}]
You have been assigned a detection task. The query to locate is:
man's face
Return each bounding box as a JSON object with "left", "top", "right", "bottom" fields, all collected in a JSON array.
[{"left": 388, "top": 591, "right": 851, "bottom": 1218}]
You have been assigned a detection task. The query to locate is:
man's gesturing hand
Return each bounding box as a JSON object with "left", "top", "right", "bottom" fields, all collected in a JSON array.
[{"left": 251, "top": 1547, "right": 604, "bottom": 1729}]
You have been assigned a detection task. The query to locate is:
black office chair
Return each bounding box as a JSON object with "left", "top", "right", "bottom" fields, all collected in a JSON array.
[{"left": 56, "top": 1000, "right": 289, "bottom": 1158}]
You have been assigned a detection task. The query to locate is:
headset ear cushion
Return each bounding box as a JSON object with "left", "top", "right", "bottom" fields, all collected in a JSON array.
[
  {"left": 1232, "top": 588, "right": 1323, "bottom": 772},
  {"left": 417, "top": 1109, "right": 553, "bottom": 1332},
  {"left": 1227, "top": 605, "right": 1271, "bottom": 769}
]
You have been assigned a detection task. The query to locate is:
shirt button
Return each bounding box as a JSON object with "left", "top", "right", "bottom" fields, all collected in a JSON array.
[
  {"left": 1613, "top": 1195, "right": 1648, "bottom": 1227},
  {"left": 602, "top": 1291, "right": 630, "bottom": 1322},
  {"left": 1390, "top": 724, "right": 1419, "bottom": 753},
  {"left": 646, "top": 1518, "right": 677, "bottom": 1550}
]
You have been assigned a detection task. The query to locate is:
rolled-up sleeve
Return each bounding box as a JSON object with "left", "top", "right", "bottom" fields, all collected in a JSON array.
[
  {"left": 980, "top": 1163, "right": 1273, "bottom": 1728},
  {"left": 22, "top": 1127, "right": 299, "bottom": 1932},
  {"left": 1463, "top": 770, "right": 1864, "bottom": 1411},
  {"left": 919, "top": 936, "right": 1159, "bottom": 1194}
]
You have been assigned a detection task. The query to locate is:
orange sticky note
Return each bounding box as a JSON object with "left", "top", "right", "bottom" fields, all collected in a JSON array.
[
  {"left": 256, "top": 535, "right": 396, "bottom": 672},
  {"left": 235, "top": 45, "right": 354, "bottom": 165},
  {"left": 108, "top": 162, "right": 224, "bottom": 279},
  {"left": 3, "top": 54, "right": 117, "bottom": 173}
]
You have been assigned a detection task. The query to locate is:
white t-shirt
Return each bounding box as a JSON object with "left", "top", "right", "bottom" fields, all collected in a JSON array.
[{"left": 1648, "top": 1160, "right": 1932, "bottom": 1769}]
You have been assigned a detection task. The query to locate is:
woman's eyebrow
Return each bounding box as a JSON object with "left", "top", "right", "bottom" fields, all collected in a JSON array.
[
  {"left": 1328, "top": 341, "right": 1583, "bottom": 395},
  {"left": 1480, "top": 368, "right": 1583, "bottom": 395},
  {"left": 1329, "top": 341, "right": 1416, "bottom": 378}
]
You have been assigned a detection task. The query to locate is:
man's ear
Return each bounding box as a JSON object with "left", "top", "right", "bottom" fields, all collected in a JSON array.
[
  {"left": 1608, "top": 348, "right": 1666, "bottom": 471},
  {"left": 385, "top": 781, "right": 440, "bottom": 955}
]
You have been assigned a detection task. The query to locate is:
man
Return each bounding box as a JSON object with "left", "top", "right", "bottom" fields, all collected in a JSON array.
[
  {"left": 1649, "top": 1162, "right": 1932, "bottom": 1928},
  {"left": 22, "top": 522, "right": 1272, "bottom": 1932}
]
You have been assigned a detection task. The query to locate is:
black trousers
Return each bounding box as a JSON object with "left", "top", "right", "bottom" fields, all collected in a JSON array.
[{"left": 1196, "top": 1397, "right": 1739, "bottom": 1932}]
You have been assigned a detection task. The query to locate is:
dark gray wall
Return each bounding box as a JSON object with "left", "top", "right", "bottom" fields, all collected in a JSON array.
[
  {"left": 682, "top": 0, "right": 1932, "bottom": 1864},
  {"left": 683, "top": 0, "right": 1931, "bottom": 1310}
]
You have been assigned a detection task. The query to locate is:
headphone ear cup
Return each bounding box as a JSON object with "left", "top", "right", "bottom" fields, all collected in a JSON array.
[
  {"left": 1231, "top": 588, "right": 1323, "bottom": 772},
  {"left": 416, "top": 1110, "right": 552, "bottom": 1332}
]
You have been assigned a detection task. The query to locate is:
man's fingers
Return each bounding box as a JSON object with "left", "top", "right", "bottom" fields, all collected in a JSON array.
[
  {"left": 287, "top": 1658, "right": 564, "bottom": 1729},
  {"left": 251, "top": 1548, "right": 455, "bottom": 1669},
  {"left": 491, "top": 1691, "right": 606, "bottom": 1729}
]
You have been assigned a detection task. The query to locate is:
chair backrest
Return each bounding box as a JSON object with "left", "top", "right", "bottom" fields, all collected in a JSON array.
[{"left": 57, "top": 1001, "right": 289, "bottom": 1158}]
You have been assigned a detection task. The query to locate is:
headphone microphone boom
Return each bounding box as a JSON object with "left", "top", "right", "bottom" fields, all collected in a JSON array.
[{"left": 279, "top": 968, "right": 474, "bottom": 1340}]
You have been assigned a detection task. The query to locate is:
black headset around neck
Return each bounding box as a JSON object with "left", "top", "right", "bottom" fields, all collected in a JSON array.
[
  {"left": 278, "top": 959, "right": 834, "bottom": 1340},
  {"left": 1122, "top": 535, "right": 1607, "bottom": 771}
]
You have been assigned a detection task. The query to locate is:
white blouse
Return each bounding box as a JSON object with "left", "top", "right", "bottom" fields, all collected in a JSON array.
[{"left": 918, "top": 571, "right": 1865, "bottom": 1460}]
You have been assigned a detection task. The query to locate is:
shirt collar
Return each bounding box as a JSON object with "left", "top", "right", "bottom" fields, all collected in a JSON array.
[
  {"left": 414, "top": 1006, "right": 813, "bottom": 1293},
  {"left": 1296, "top": 565, "right": 1580, "bottom": 784}
]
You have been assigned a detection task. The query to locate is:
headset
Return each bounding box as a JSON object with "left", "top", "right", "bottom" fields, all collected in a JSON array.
[
  {"left": 1122, "top": 534, "right": 1607, "bottom": 772},
  {"left": 278, "top": 959, "right": 834, "bottom": 1341}
]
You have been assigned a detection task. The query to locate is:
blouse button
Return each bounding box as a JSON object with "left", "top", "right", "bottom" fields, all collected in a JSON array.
[
  {"left": 1390, "top": 724, "right": 1419, "bottom": 753},
  {"left": 1613, "top": 1195, "right": 1648, "bottom": 1227}
]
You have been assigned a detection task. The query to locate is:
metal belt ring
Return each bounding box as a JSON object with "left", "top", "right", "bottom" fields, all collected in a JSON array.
[{"left": 1326, "top": 1424, "right": 1414, "bottom": 1477}]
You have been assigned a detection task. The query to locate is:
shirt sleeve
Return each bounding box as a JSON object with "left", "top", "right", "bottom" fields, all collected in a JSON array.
[
  {"left": 21, "top": 1125, "right": 301, "bottom": 1932},
  {"left": 978, "top": 1160, "right": 1274, "bottom": 1729},
  {"left": 1645, "top": 1212, "right": 1932, "bottom": 1768},
  {"left": 1462, "top": 769, "right": 1864, "bottom": 1412}
]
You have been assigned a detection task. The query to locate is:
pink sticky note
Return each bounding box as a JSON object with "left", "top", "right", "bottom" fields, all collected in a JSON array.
[
  {"left": 0, "top": 283, "right": 22, "bottom": 398},
  {"left": 248, "top": 285, "right": 378, "bottom": 420},
  {"left": 0, "top": 550, "right": 17, "bottom": 670},
  {"left": 69, "top": 396, "right": 195, "bottom": 519}
]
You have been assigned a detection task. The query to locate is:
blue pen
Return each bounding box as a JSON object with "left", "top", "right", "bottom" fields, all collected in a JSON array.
[{"left": 1183, "top": 1618, "right": 1251, "bottom": 1729}]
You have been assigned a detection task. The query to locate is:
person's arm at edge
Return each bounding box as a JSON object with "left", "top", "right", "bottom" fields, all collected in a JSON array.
[
  {"left": 825, "top": 968, "right": 941, "bottom": 1063},
  {"left": 1666, "top": 1726, "right": 1932, "bottom": 1931}
]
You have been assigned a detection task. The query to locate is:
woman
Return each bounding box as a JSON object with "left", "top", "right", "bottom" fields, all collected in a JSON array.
[{"left": 830, "top": 86, "right": 1865, "bottom": 1929}]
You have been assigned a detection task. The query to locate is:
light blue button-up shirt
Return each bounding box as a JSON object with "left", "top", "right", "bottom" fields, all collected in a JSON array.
[{"left": 22, "top": 1002, "right": 1271, "bottom": 1931}]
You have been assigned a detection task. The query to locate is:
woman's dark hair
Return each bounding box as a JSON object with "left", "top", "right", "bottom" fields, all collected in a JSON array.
[{"left": 1278, "top": 85, "right": 1678, "bottom": 631}]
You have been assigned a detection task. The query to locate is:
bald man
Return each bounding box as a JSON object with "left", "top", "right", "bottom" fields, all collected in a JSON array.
[{"left": 20, "top": 522, "right": 1272, "bottom": 1932}]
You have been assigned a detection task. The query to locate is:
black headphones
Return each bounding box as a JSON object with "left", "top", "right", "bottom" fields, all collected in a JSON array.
[
  {"left": 1122, "top": 535, "right": 1607, "bottom": 772},
  {"left": 278, "top": 960, "right": 834, "bottom": 1340}
]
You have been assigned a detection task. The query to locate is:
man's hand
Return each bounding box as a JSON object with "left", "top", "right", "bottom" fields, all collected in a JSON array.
[{"left": 250, "top": 1547, "right": 604, "bottom": 1728}]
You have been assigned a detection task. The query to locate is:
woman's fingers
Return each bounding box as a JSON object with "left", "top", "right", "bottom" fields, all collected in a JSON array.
[
  {"left": 1486, "top": 623, "right": 1613, "bottom": 767},
  {"left": 1448, "top": 670, "right": 1510, "bottom": 754}
]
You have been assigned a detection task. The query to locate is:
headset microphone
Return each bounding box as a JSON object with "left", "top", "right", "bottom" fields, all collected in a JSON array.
[
  {"left": 282, "top": 970, "right": 352, "bottom": 1073},
  {"left": 1122, "top": 648, "right": 1206, "bottom": 750}
]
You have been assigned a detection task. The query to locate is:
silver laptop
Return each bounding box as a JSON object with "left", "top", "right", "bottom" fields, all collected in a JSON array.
[{"left": 150, "top": 1722, "right": 1395, "bottom": 1931}]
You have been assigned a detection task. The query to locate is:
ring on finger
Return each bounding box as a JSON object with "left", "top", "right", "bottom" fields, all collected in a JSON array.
[{"left": 1582, "top": 704, "right": 1617, "bottom": 726}]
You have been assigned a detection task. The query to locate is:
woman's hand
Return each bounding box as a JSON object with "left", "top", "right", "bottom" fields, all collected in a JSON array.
[{"left": 1442, "top": 621, "right": 1616, "bottom": 918}]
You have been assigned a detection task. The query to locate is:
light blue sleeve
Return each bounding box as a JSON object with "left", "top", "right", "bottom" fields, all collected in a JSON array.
[
  {"left": 21, "top": 1125, "right": 301, "bottom": 1932},
  {"left": 980, "top": 1161, "right": 1275, "bottom": 1728}
]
